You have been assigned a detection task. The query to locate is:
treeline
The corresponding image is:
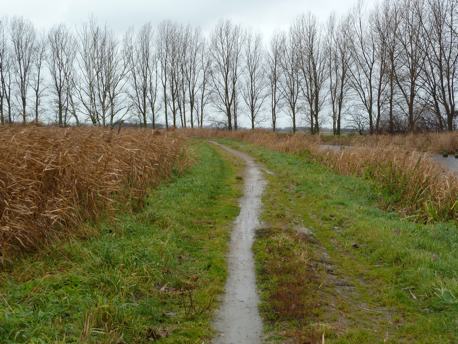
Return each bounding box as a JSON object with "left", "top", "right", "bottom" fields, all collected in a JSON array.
[{"left": 0, "top": 0, "right": 457, "bottom": 133}]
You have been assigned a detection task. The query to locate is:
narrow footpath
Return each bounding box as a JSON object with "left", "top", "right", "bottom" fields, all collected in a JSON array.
[{"left": 211, "top": 142, "right": 266, "bottom": 344}]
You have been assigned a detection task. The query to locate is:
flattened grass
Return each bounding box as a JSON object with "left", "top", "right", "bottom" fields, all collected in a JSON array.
[{"left": 0, "top": 142, "right": 242, "bottom": 343}]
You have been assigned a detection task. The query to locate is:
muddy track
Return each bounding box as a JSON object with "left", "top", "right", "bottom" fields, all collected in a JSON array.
[{"left": 211, "top": 142, "right": 265, "bottom": 344}]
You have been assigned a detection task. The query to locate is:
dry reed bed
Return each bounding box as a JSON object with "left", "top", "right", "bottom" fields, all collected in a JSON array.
[
  {"left": 191, "top": 129, "right": 457, "bottom": 222},
  {"left": 0, "top": 126, "right": 186, "bottom": 258},
  {"left": 318, "top": 146, "right": 457, "bottom": 221},
  {"left": 322, "top": 132, "right": 458, "bottom": 154}
]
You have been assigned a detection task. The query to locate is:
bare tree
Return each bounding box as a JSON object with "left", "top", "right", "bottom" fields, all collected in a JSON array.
[
  {"left": 93, "top": 25, "right": 112, "bottom": 126},
  {"left": 177, "top": 25, "right": 189, "bottom": 128},
  {"left": 147, "top": 45, "right": 161, "bottom": 128},
  {"left": 210, "top": 20, "right": 244, "bottom": 130},
  {"left": 2, "top": 57, "right": 12, "bottom": 123},
  {"left": 167, "top": 24, "right": 182, "bottom": 128},
  {"left": 0, "top": 17, "right": 12, "bottom": 124},
  {"left": 394, "top": 0, "right": 427, "bottom": 132},
  {"left": 125, "top": 23, "right": 154, "bottom": 127},
  {"left": 0, "top": 18, "right": 5, "bottom": 124},
  {"left": 105, "top": 28, "right": 129, "bottom": 127},
  {"left": 48, "top": 24, "right": 76, "bottom": 126},
  {"left": 371, "top": 3, "right": 393, "bottom": 133},
  {"left": 267, "top": 32, "right": 283, "bottom": 131},
  {"left": 294, "top": 13, "right": 328, "bottom": 134},
  {"left": 279, "top": 31, "right": 301, "bottom": 132},
  {"left": 157, "top": 21, "right": 173, "bottom": 129},
  {"left": 157, "top": 22, "right": 183, "bottom": 128},
  {"left": 231, "top": 28, "right": 244, "bottom": 131},
  {"left": 31, "top": 33, "right": 46, "bottom": 124},
  {"left": 194, "top": 38, "right": 212, "bottom": 128},
  {"left": 349, "top": 2, "right": 386, "bottom": 134},
  {"left": 76, "top": 19, "right": 98, "bottom": 125},
  {"left": 326, "top": 14, "right": 351, "bottom": 135},
  {"left": 347, "top": 3, "right": 378, "bottom": 134},
  {"left": 183, "top": 26, "right": 202, "bottom": 128},
  {"left": 242, "top": 31, "right": 268, "bottom": 129},
  {"left": 420, "top": 0, "right": 458, "bottom": 131},
  {"left": 375, "top": 0, "right": 401, "bottom": 133},
  {"left": 10, "top": 17, "right": 36, "bottom": 124},
  {"left": 76, "top": 19, "right": 128, "bottom": 126}
]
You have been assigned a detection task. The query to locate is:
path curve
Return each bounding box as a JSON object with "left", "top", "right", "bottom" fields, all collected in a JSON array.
[{"left": 211, "top": 142, "right": 265, "bottom": 344}]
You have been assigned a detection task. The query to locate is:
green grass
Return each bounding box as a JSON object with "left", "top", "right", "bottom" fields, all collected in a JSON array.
[
  {"left": 218, "top": 139, "right": 458, "bottom": 344},
  {"left": 0, "top": 142, "right": 242, "bottom": 343},
  {"left": 3, "top": 137, "right": 457, "bottom": 343}
]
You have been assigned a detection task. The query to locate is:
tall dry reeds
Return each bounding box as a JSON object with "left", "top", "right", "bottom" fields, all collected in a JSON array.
[
  {"left": 0, "top": 126, "right": 187, "bottom": 258},
  {"left": 321, "top": 132, "right": 458, "bottom": 154},
  {"left": 317, "top": 146, "right": 457, "bottom": 222}
]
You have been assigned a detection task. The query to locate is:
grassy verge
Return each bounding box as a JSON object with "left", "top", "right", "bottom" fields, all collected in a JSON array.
[
  {"left": 219, "top": 139, "right": 458, "bottom": 344},
  {"left": 195, "top": 130, "right": 457, "bottom": 222},
  {"left": 0, "top": 142, "right": 242, "bottom": 343}
]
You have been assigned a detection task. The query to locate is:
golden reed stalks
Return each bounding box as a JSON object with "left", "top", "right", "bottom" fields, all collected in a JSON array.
[
  {"left": 0, "top": 126, "right": 187, "bottom": 258},
  {"left": 321, "top": 131, "right": 458, "bottom": 154}
]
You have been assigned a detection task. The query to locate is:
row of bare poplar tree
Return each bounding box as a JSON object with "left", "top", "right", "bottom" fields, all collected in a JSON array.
[{"left": 0, "top": 0, "right": 457, "bottom": 133}]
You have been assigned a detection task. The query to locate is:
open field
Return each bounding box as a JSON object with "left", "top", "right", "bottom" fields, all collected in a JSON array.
[
  {"left": 3, "top": 0, "right": 458, "bottom": 341},
  {"left": 0, "top": 128, "right": 457, "bottom": 343}
]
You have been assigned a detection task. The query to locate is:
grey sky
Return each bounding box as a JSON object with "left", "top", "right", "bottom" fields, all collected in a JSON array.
[{"left": 1, "top": 0, "right": 377, "bottom": 38}]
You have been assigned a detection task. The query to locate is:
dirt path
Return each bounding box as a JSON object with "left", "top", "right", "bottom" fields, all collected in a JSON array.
[{"left": 211, "top": 142, "right": 265, "bottom": 344}]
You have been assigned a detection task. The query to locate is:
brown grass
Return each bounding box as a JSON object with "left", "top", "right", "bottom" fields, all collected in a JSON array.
[
  {"left": 256, "top": 226, "right": 324, "bottom": 344},
  {"left": 188, "top": 129, "right": 457, "bottom": 222},
  {"left": 188, "top": 129, "right": 319, "bottom": 152},
  {"left": 0, "top": 126, "right": 187, "bottom": 259},
  {"left": 321, "top": 132, "right": 458, "bottom": 154}
]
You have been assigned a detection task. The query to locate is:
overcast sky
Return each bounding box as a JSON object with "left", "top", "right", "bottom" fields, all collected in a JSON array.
[{"left": 2, "top": 0, "right": 377, "bottom": 39}]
